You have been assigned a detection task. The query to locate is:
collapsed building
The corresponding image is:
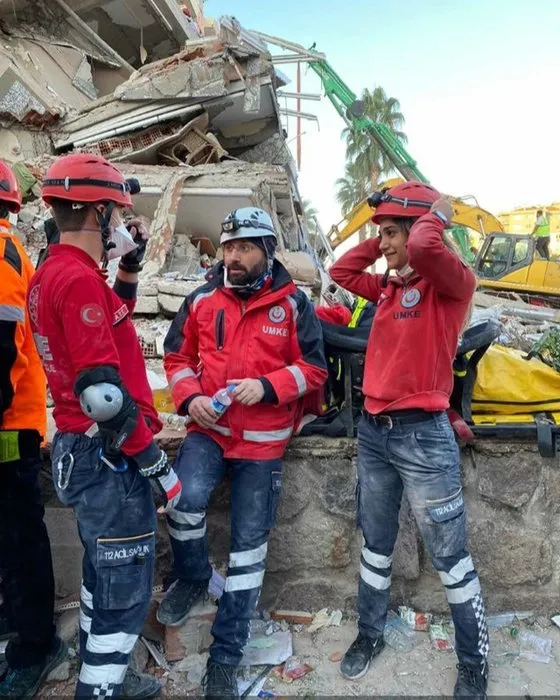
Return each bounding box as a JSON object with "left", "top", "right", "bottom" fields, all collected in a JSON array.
[{"left": 0, "top": 1, "right": 322, "bottom": 398}]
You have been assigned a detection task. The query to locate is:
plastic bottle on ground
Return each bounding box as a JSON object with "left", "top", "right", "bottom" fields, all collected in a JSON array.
[{"left": 384, "top": 610, "right": 417, "bottom": 652}]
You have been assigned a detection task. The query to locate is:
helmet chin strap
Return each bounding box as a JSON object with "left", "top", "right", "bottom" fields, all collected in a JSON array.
[{"left": 94, "top": 201, "right": 116, "bottom": 268}]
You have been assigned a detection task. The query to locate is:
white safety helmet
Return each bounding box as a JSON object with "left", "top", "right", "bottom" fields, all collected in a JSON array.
[{"left": 220, "top": 207, "right": 277, "bottom": 245}]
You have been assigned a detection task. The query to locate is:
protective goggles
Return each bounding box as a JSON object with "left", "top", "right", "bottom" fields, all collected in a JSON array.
[{"left": 367, "top": 188, "right": 433, "bottom": 211}]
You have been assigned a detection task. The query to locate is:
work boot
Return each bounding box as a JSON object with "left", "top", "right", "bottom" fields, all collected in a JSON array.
[
  {"left": 0, "top": 636, "right": 67, "bottom": 698},
  {"left": 340, "top": 633, "right": 385, "bottom": 680},
  {"left": 202, "top": 659, "right": 239, "bottom": 699},
  {"left": 156, "top": 579, "right": 208, "bottom": 626},
  {"left": 454, "top": 662, "right": 488, "bottom": 699},
  {"left": 122, "top": 666, "right": 162, "bottom": 698}
]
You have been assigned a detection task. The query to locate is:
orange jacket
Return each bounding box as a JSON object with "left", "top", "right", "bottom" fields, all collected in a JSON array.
[{"left": 0, "top": 220, "right": 47, "bottom": 442}]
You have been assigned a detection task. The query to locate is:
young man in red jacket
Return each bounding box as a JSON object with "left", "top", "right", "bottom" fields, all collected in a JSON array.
[
  {"left": 330, "top": 182, "right": 488, "bottom": 699},
  {"left": 162, "top": 207, "right": 327, "bottom": 698},
  {"left": 28, "top": 154, "right": 182, "bottom": 700}
]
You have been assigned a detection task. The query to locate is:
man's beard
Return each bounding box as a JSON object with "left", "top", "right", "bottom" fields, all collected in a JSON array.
[{"left": 226, "top": 260, "right": 266, "bottom": 286}]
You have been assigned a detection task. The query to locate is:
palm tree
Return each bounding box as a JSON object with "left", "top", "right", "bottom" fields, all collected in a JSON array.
[
  {"left": 342, "top": 87, "right": 406, "bottom": 186},
  {"left": 301, "top": 198, "right": 320, "bottom": 251},
  {"left": 335, "top": 162, "right": 374, "bottom": 242}
]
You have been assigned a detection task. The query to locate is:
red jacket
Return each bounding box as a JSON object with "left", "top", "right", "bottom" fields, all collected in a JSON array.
[
  {"left": 164, "top": 261, "right": 328, "bottom": 459},
  {"left": 28, "top": 244, "right": 161, "bottom": 455},
  {"left": 330, "top": 213, "right": 476, "bottom": 414}
]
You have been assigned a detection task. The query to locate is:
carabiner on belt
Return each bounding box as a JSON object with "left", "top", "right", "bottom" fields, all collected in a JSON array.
[{"left": 56, "top": 452, "right": 75, "bottom": 491}]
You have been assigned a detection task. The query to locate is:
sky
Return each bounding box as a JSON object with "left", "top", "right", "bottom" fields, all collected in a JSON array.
[{"left": 206, "top": 0, "right": 560, "bottom": 243}]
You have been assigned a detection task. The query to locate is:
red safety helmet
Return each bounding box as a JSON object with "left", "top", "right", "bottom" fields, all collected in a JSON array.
[
  {"left": 42, "top": 154, "right": 139, "bottom": 208},
  {"left": 0, "top": 160, "right": 22, "bottom": 213},
  {"left": 369, "top": 181, "right": 440, "bottom": 224}
]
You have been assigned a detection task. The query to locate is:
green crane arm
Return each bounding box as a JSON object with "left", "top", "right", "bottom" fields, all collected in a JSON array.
[{"left": 307, "top": 58, "right": 429, "bottom": 184}]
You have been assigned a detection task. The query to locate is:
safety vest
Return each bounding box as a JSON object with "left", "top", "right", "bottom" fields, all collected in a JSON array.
[
  {"left": 535, "top": 214, "right": 550, "bottom": 238},
  {"left": 349, "top": 296, "right": 369, "bottom": 329},
  {"left": 0, "top": 222, "right": 47, "bottom": 462}
]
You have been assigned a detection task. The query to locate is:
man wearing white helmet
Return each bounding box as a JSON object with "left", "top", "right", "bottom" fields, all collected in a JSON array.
[{"left": 162, "top": 207, "right": 328, "bottom": 698}]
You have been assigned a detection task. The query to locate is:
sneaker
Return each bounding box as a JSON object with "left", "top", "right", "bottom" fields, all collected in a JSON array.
[
  {"left": 202, "top": 660, "right": 239, "bottom": 699},
  {"left": 454, "top": 662, "right": 488, "bottom": 699},
  {"left": 122, "top": 666, "right": 162, "bottom": 699},
  {"left": 0, "top": 635, "right": 67, "bottom": 698},
  {"left": 340, "top": 633, "right": 385, "bottom": 680},
  {"left": 156, "top": 579, "right": 208, "bottom": 627}
]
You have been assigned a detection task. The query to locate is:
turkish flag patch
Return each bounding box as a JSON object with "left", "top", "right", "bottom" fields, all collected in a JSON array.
[{"left": 81, "top": 303, "right": 105, "bottom": 327}]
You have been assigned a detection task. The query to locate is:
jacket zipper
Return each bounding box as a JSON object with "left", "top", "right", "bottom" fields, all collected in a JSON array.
[{"left": 215, "top": 309, "right": 225, "bottom": 350}]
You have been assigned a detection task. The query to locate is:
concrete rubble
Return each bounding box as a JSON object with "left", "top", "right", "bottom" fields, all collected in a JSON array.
[{"left": 1, "top": 3, "right": 320, "bottom": 393}]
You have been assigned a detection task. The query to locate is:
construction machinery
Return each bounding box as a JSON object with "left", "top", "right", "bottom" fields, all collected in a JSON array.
[{"left": 474, "top": 232, "right": 560, "bottom": 306}]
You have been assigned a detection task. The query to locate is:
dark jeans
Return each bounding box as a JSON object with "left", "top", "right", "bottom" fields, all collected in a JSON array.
[
  {"left": 0, "top": 456, "right": 55, "bottom": 669},
  {"left": 51, "top": 433, "right": 156, "bottom": 699},
  {"left": 168, "top": 432, "right": 282, "bottom": 665},
  {"left": 536, "top": 236, "right": 550, "bottom": 260},
  {"left": 356, "top": 412, "right": 489, "bottom": 667}
]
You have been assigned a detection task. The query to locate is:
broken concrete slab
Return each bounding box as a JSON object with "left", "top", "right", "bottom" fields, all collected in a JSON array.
[
  {"left": 157, "top": 279, "right": 200, "bottom": 297},
  {"left": 158, "top": 293, "right": 184, "bottom": 316},
  {"left": 164, "top": 600, "right": 216, "bottom": 661},
  {"left": 134, "top": 296, "right": 160, "bottom": 315},
  {"left": 114, "top": 49, "right": 228, "bottom": 101}
]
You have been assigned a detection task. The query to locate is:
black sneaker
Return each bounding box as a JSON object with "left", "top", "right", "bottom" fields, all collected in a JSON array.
[
  {"left": 122, "top": 666, "right": 162, "bottom": 698},
  {"left": 202, "top": 660, "right": 239, "bottom": 699},
  {"left": 0, "top": 635, "right": 67, "bottom": 698},
  {"left": 156, "top": 579, "right": 208, "bottom": 627},
  {"left": 454, "top": 662, "right": 488, "bottom": 699},
  {"left": 340, "top": 633, "right": 385, "bottom": 680}
]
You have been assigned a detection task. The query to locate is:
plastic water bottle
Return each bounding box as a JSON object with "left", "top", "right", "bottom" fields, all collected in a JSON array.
[{"left": 210, "top": 385, "right": 236, "bottom": 417}]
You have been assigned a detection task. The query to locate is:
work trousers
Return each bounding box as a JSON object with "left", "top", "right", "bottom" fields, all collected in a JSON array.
[
  {"left": 0, "top": 455, "right": 55, "bottom": 668},
  {"left": 536, "top": 236, "right": 550, "bottom": 260},
  {"left": 356, "top": 412, "right": 489, "bottom": 668},
  {"left": 52, "top": 433, "right": 156, "bottom": 699},
  {"left": 168, "top": 432, "right": 282, "bottom": 665}
]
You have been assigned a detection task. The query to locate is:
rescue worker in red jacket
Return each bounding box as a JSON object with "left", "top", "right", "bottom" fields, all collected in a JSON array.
[
  {"left": 28, "top": 154, "right": 182, "bottom": 700},
  {"left": 161, "top": 207, "right": 327, "bottom": 698},
  {"left": 0, "top": 161, "right": 67, "bottom": 697},
  {"left": 330, "top": 182, "right": 488, "bottom": 699}
]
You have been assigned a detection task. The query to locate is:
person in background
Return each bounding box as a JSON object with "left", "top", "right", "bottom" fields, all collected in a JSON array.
[
  {"left": 28, "top": 153, "right": 182, "bottom": 700},
  {"left": 0, "top": 160, "right": 65, "bottom": 698},
  {"left": 532, "top": 209, "right": 550, "bottom": 260},
  {"left": 330, "top": 182, "right": 488, "bottom": 699},
  {"left": 161, "top": 207, "right": 328, "bottom": 699}
]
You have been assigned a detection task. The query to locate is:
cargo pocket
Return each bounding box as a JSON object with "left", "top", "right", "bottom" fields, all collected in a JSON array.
[
  {"left": 96, "top": 532, "right": 155, "bottom": 610},
  {"left": 425, "top": 488, "right": 467, "bottom": 558},
  {"left": 266, "top": 471, "right": 282, "bottom": 528}
]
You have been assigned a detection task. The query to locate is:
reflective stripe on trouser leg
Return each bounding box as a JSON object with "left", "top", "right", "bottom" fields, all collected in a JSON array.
[
  {"left": 433, "top": 553, "right": 489, "bottom": 665},
  {"left": 79, "top": 582, "right": 93, "bottom": 657},
  {"left": 166, "top": 509, "right": 207, "bottom": 542}
]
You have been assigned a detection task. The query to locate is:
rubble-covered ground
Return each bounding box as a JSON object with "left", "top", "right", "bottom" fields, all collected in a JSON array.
[{"left": 33, "top": 606, "right": 560, "bottom": 698}]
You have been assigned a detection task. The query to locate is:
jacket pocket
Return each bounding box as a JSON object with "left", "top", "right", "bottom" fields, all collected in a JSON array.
[
  {"left": 215, "top": 309, "right": 225, "bottom": 350},
  {"left": 96, "top": 531, "right": 155, "bottom": 610}
]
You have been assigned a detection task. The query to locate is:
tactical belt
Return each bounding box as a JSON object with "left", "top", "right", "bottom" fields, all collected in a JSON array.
[{"left": 0, "top": 430, "right": 41, "bottom": 463}]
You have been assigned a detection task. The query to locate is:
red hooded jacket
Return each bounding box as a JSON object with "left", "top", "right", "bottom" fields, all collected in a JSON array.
[
  {"left": 330, "top": 213, "right": 476, "bottom": 415},
  {"left": 28, "top": 244, "right": 161, "bottom": 455},
  {"left": 164, "top": 261, "right": 328, "bottom": 459}
]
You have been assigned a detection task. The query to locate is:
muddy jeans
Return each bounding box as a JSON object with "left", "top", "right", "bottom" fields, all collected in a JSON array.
[
  {"left": 51, "top": 432, "right": 156, "bottom": 699},
  {"left": 168, "top": 432, "right": 283, "bottom": 665},
  {"left": 356, "top": 411, "right": 489, "bottom": 667}
]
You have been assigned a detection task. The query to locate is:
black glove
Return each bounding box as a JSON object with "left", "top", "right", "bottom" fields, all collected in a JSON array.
[{"left": 119, "top": 221, "right": 148, "bottom": 273}]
